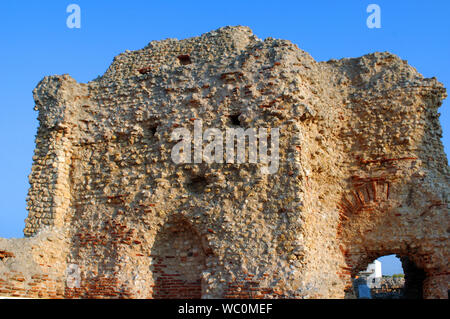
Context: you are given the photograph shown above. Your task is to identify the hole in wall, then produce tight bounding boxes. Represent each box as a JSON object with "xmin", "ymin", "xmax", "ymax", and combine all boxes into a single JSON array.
[
  {"xmin": 177, "ymin": 54, "xmax": 192, "ymax": 65},
  {"xmin": 149, "ymin": 123, "xmax": 158, "ymax": 136},
  {"xmin": 0, "ymin": 250, "xmax": 15, "ymax": 261},
  {"xmin": 142, "ymin": 120, "xmax": 159, "ymax": 138},
  {"xmin": 352, "ymin": 254, "xmax": 425, "ymax": 299},
  {"xmin": 229, "ymin": 113, "xmax": 242, "ymax": 126},
  {"xmin": 115, "ymin": 131, "xmax": 129, "ymax": 143},
  {"xmin": 186, "ymin": 174, "xmax": 208, "ymax": 194}
]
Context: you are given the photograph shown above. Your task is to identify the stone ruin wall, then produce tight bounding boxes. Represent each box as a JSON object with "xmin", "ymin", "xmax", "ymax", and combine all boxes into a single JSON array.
[{"xmin": 0, "ymin": 26, "xmax": 448, "ymax": 299}]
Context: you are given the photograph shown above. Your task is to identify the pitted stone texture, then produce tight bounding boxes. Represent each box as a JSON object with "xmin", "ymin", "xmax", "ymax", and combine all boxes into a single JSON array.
[{"xmin": 0, "ymin": 26, "xmax": 448, "ymax": 299}]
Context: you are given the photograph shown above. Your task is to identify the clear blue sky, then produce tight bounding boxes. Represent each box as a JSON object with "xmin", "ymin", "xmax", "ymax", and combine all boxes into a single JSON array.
[
  {"xmin": 378, "ymin": 255, "xmax": 403, "ymax": 275},
  {"xmin": 0, "ymin": 1, "xmax": 448, "ymax": 274}
]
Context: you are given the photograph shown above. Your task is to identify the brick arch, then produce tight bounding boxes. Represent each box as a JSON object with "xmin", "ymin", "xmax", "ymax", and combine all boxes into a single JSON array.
[
  {"xmin": 149, "ymin": 214, "xmax": 207, "ymax": 299},
  {"xmin": 337, "ymin": 176, "xmax": 448, "ymax": 299},
  {"xmin": 337, "ymin": 176, "xmax": 390, "ymax": 220}
]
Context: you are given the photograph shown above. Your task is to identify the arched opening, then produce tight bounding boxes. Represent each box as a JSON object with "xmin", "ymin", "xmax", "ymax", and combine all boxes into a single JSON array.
[
  {"xmin": 352, "ymin": 254, "xmax": 425, "ymax": 299},
  {"xmin": 150, "ymin": 215, "xmax": 206, "ymax": 299}
]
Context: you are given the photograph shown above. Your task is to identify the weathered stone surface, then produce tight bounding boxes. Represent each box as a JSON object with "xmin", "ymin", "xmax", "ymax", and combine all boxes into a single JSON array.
[{"xmin": 0, "ymin": 26, "xmax": 448, "ymax": 299}]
